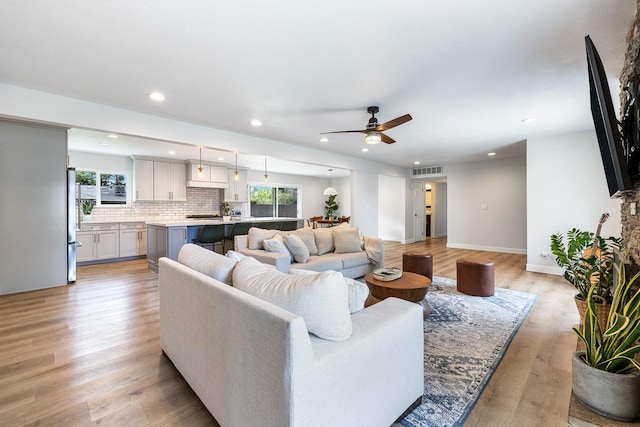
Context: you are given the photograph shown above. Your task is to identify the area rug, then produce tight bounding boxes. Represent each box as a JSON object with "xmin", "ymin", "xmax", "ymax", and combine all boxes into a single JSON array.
[{"xmin": 398, "ymin": 276, "xmax": 537, "ymax": 427}]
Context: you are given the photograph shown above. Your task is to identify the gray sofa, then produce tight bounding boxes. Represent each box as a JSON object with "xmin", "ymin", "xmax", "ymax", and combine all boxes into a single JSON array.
[
  {"xmin": 159, "ymin": 244, "xmax": 424, "ymax": 427},
  {"xmin": 233, "ymin": 225, "xmax": 385, "ymax": 278}
]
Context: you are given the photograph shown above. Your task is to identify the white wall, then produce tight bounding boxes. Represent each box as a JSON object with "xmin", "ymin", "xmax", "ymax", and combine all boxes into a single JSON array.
[
  {"xmin": 0, "ymin": 120, "xmax": 68, "ymax": 295},
  {"xmin": 378, "ymin": 175, "xmax": 406, "ymax": 241},
  {"xmin": 331, "ymin": 176, "xmax": 351, "ymax": 218},
  {"xmin": 351, "ymin": 170, "xmax": 378, "ymax": 236},
  {"xmin": 527, "ymin": 130, "xmax": 622, "ymax": 274},
  {"xmin": 447, "ymin": 156, "xmax": 527, "ymax": 253},
  {"xmin": 434, "ymin": 182, "xmax": 448, "ymax": 238}
]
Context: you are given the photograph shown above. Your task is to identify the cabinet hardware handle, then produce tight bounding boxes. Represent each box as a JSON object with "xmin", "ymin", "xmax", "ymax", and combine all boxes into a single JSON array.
[{"xmin": 184, "ymin": 229, "xmax": 187, "ymax": 240}]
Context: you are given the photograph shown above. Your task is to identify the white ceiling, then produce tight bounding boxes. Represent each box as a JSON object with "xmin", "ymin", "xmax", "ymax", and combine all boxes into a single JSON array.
[{"xmin": 0, "ymin": 0, "xmax": 635, "ymax": 174}]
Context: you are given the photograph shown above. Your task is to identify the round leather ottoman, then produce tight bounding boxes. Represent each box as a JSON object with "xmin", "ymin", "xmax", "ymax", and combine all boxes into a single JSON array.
[
  {"xmin": 402, "ymin": 252, "xmax": 433, "ymax": 280},
  {"xmin": 456, "ymin": 258, "xmax": 495, "ymax": 296}
]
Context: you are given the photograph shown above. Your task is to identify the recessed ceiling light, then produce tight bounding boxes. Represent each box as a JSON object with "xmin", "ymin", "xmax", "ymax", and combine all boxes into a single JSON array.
[
  {"xmin": 98, "ymin": 142, "xmax": 110, "ymax": 147},
  {"xmin": 218, "ymin": 157, "xmax": 224, "ymax": 161},
  {"xmin": 521, "ymin": 117, "xmax": 536, "ymax": 123},
  {"xmin": 147, "ymin": 92, "xmax": 165, "ymax": 101},
  {"xmin": 168, "ymin": 150, "xmax": 176, "ymax": 155},
  {"xmin": 250, "ymin": 119, "xmax": 262, "ymax": 127},
  {"xmin": 106, "ymin": 134, "xmax": 119, "ymax": 139},
  {"xmin": 361, "ymin": 148, "xmax": 369, "ymax": 152},
  {"xmin": 488, "ymin": 152, "xmax": 496, "ymax": 156},
  {"xmin": 320, "ymin": 137, "xmax": 328, "ymax": 143},
  {"xmin": 414, "ymin": 161, "xmax": 420, "ymax": 165}
]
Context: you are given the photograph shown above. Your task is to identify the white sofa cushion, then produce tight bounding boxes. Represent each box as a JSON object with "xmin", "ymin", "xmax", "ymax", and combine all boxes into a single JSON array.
[
  {"xmin": 284, "ymin": 234, "xmax": 311, "ymax": 263},
  {"xmin": 233, "ymin": 257, "xmax": 352, "ymax": 341},
  {"xmin": 248, "ymin": 227, "xmax": 280, "ymax": 250},
  {"xmin": 225, "ymin": 250, "xmax": 246, "ymax": 262},
  {"xmin": 289, "ymin": 268, "xmax": 369, "ymax": 313},
  {"xmin": 292, "ymin": 227, "xmax": 318, "ymax": 255},
  {"xmin": 264, "ymin": 234, "xmax": 293, "ymax": 260},
  {"xmin": 333, "ymin": 227, "xmax": 362, "ymax": 254},
  {"xmin": 313, "ymin": 228, "xmax": 335, "ymax": 255},
  {"xmin": 178, "ymin": 243, "xmax": 236, "ymax": 285}
]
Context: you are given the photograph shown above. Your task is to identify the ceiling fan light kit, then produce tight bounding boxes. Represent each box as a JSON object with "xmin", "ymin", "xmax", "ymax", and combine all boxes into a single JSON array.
[{"xmin": 321, "ymin": 106, "xmax": 412, "ymax": 145}]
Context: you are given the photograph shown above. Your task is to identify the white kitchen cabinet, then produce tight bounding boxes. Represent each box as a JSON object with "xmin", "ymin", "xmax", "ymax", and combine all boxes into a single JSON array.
[
  {"xmin": 224, "ymin": 168, "xmax": 247, "ymax": 202},
  {"xmin": 119, "ymin": 223, "xmax": 147, "ymax": 257},
  {"xmin": 77, "ymin": 223, "xmax": 120, "ymax": 262},
  {"xmin": 187, "ymin": 161, "xmax": 229, "ymax": 188},
  {"xmin": 154, "ymin": 161, "xmax": 186, "ymax": 201},
  {"xmin": 134, "ymin": 159, "xmax": 154, "ymax": 201}
]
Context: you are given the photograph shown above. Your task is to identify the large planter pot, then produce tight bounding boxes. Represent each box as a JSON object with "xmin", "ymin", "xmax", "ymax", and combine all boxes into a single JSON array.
[{"xmin": 572, "ymin": 352, "xmax": 640, "ymax": 421}]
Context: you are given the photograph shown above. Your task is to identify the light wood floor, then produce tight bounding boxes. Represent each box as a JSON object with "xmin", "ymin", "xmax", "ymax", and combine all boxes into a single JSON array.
[{"xmin": 0, "ymin": 238, "xmax": 627, "ymax": 426}]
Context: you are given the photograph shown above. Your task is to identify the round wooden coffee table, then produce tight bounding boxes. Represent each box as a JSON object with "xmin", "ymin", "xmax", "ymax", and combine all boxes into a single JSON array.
[{"xmin": 364, "ymin": 271, "xmax": 432, "ymax": 318}]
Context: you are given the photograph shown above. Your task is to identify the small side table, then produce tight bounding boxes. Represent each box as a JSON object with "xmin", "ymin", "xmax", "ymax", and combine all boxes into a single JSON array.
[{"xmin": 364, "ymin": 272, "xmax": 432, "ymax": 318}]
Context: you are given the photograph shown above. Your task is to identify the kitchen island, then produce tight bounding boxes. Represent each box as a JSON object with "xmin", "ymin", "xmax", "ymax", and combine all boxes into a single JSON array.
[{"xmin": 145, "ymin": 217, "xmax": 303, "ymax": 272}]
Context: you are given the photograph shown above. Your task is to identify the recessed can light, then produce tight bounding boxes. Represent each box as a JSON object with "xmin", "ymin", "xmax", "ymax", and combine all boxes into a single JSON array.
[
  {"xmin": 320, "ymin": 137, "xmax": 328, "ymax": 143},
  {"xmin": 521, "ymin": 117, "xmax": 536, "ymax": 123},
  {"xmin": 250, "ymin": 119, "xmax": 262, "ymax": 127},
  {"xmin": 106, "ymin": 134, "xmax": 119, "ymax": 139},
  {"xmin": 218, "ymin": 157, "xmax": 224, "ymax": 161},
  {"xmin": 168, "ymin": 150, "xmax": 176, "ymax": 155},
  {"xmin": 361, "ymin": 148, "xmax": 369, "ymax": 152},
  {"xmin": 148, "ymin": 92, "xmax": 165, "ymax": 101},
  {"xmin": 488, "ymin": 152, "xmax": 496, "ymax": 156},
  {"xmin": 98, "ymin": 142, "xmax": 110, "ymax": 147},
  {"xmin": 414, "ymin": 161, "xmax": 420, "ymax": 165}
]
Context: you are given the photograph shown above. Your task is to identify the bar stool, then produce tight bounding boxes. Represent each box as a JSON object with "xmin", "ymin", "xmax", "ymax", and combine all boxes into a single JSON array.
[{"xmin": 193, "ymin": 225, "xmax": 226, "ymax": 254}]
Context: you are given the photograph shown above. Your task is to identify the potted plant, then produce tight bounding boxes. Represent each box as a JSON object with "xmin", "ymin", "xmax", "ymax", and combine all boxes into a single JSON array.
[
  {"xmin": 81, "ymin": 200, "xmax": 94, "ymax": 221},
  {"xmin": 550, "ymin": 227, "xmax": 621, "ymax": 328},
  {"xmin": 571, "ymin": 261, "xmax": 640, "ymax": 421},
  {"xmin": 325, "ymin": 194, "xmax": 339, "ymax": 220},
  {"xmin": 221, "ymin": 201, "xmax": 232, "ymax": 221}
]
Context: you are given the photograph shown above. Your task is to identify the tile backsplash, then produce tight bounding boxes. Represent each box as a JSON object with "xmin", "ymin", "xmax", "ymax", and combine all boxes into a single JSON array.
[{"xmin": 87, "ymin": 188, "xmax": 224, "ymax": 222}]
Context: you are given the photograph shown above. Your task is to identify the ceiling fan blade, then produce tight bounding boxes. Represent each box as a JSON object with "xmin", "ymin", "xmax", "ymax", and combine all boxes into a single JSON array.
[
  {"xmin": 376, "ymin": 114, "xmax": 412, "ymax": 131},
  {"xmin": 320, "ymin": 129, "xmax": 368, "ymax": 135},
  {"xmin": 381, "ymin": 133, "xmax": 396, "ymax": 144}
]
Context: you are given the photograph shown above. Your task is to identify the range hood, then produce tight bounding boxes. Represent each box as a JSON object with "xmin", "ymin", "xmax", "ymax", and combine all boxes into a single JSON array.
[{"xmin": 186, "ymin": 180, "xmax": 229, "ymax": 189}]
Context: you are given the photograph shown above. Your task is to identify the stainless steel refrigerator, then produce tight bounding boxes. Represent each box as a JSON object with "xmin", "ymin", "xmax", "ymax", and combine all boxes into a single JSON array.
[{"xmin": 67, "ymin": 167, "xmax": 79, "ymax": 283}]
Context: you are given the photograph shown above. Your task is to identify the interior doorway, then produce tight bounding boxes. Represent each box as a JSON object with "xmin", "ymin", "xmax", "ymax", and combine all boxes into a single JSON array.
[
  {"xmin": 412, "ymin": 178, "xmax": 448, "ymax": 242},
  {"xmin": 412, "ymin": 181, "xmax": 425, "ymax": 242}
]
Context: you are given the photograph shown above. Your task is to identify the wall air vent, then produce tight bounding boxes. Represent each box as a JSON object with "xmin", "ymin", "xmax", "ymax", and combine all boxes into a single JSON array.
[{"xmin": 412, "ymin": 165, "xmax": 443, "ymax": 176}]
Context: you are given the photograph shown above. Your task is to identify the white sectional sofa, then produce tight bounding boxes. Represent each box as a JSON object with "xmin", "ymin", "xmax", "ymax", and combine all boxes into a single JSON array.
[
  {"xmin": 234, "ymin": 224, "xmax": 384, "ymax": 278},
  {"xmin": 159, "ymin": 244, "xmax": 423, "ymax": 427}
]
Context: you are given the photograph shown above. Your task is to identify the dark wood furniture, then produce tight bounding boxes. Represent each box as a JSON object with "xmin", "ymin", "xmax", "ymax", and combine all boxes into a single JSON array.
[{"xmin": 364, "ymin": 271, "xmax": 431, "ymax": 318}]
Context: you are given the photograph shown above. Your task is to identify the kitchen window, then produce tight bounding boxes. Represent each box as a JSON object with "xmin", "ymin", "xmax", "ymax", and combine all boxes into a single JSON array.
[
  {"xmin": 76, "ymin": 170, "xmax": 128, "ymax": 206},
  {"xmin": 249, "ymin": 185, "xmax": 299, "ymax": 218}
]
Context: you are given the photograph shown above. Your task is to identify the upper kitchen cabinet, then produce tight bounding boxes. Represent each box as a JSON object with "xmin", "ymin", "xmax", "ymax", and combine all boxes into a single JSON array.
[
  {"xmin": 133, "ymin": 159, "xmax": 154, "ymax": 201},
  {"xmin": 187, "ymin": 161, "xmax": 228, "ymax": 188},
  {"xmin": 154, "ymin": 161, "xmax": 186, "ymax": 201},
  {"xmin": 133, "ymin": 157, "xmax": 186, "ymax": 201},
  {"xmin": 224, "ymin": 168, "xmax": 247, "ymax": 202}
]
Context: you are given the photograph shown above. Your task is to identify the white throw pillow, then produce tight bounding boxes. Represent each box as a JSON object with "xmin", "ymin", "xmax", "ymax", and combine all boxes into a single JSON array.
[
  {"xmin": 293, "ymin": 227, "xmax": 318, "ymax": 255},
  {"xmin": 333, "ymin": 227, "xmax": 362, "ymax": 254},
  {"xmin": 263, "ymin": 234, "xmax": 293, "ymax": 260},
  {"xmin": 233, "ymin": 257, "xmax": 352, "ymax": 341},
  {"xmin": 313, "ymin": 228, "xmax": 335, "ymax": 255},
  {"xmin": 284, "ymin": 234, "xmax": 311, "ymax": 263},
  {"xmin": 289, "ymin": 269, "xmax": 370, "ymax": 313},
  {"xmin": 178, "ymin": 243, "xmax": 237, "ymax": 285},
  {"xmin": 225, "ymin": 250, "xmax": 246, "ymax": 262},
  {"xmin": 248, "ymin": 227, "xmax": 280, "ymax": 250}
]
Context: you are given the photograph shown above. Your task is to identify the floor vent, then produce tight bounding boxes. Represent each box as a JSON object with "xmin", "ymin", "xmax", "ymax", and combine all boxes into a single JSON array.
[{"xmin": 412, "ymin": 165, "xmax": 443, "ymax": 176}]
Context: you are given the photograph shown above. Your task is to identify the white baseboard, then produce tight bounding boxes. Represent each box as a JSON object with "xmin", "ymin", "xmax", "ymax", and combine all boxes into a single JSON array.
[
  {"xmin": 446, "ymin": 242, "xmax": 527, "ymax": 255},
  {"xmin": 526, "ymin": 264, "xmax": 563, "ymax": 275}
]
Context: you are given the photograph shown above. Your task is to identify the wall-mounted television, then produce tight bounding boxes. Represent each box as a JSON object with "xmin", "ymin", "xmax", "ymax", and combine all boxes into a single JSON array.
[{"xmin": 585, "ymin": 35, "xmax": 635, "ymax": 198}]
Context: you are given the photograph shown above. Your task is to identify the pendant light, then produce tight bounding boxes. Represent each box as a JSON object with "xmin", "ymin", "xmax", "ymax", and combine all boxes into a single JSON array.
[
  {"xmin": 264, "ymin": 157, "xmax": 269, "ymax": 182},
  {"xmin": 198, "ymin": 147, "xmax": 204, "ymax": 176},
  {"xmin": 234, "ymin": 153, "xmax": 239, "ymax": 181},
  {"xmin": 234, "ymin": 153, "xmax": 239, "ymax": 200}
]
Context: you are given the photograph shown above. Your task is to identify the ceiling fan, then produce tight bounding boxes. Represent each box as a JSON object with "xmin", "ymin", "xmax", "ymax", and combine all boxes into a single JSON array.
[{"xmin": 321, "ymin": 106, "xmax": 412, "ymax": 144}]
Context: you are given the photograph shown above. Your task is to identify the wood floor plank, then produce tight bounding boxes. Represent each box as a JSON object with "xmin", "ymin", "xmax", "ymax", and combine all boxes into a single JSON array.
[{"xmin": 0, "ymin": 239, "xmax": 635, "ymax": 426}]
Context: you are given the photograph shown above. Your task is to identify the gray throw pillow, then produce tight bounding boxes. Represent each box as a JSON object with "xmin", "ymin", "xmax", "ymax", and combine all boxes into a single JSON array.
[{"xmin": 284, "ymin": 234, "xmax": 311, "ymax": 263}]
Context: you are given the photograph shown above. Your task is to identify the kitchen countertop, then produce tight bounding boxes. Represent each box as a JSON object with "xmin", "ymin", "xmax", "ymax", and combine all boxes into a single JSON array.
[{"xmin": 145, "ymin": 217, "xmax": 303, "ymax": 227}]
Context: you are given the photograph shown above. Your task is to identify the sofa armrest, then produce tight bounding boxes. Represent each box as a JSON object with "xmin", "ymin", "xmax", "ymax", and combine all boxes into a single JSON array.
[
  {"xmin": 293, "ymin": 298, "xmax": 423, "ymax": 425},
  {"xmin": 234, "ymin": 234, "xmax": 248, "ymax": 250},
  {"xmin": 363, "ymin": 235, "xmax": 385, "ymax": 268},
  {"xmin": 237, "ymin": 248, "xmax": 292, "ymax": 272}
]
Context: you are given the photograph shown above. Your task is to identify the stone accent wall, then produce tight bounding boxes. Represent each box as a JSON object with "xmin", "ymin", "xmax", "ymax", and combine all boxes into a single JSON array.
[{"xmin": 620, "ymin": 1, "xmax": 640, "ymax": 262}]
